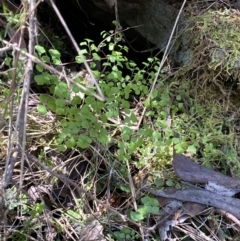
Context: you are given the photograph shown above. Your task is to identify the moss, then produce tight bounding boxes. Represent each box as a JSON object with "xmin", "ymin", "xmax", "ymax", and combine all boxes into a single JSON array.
[{"xmin": 175, "ymin": 8, "xmax": 240, "ymax": 84}]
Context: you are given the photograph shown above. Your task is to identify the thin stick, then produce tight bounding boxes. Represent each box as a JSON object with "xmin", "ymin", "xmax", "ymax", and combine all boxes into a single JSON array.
[
  {"xmin": 48, "ymin": 0, "xmax": 105, "ymax": 102},
  {"xmin": 17, "ymin": 0, "xmax": 37, "ymax": 198},
  {"xmin": 216, "ymin": 209, "xmax": 240, "ymax": 230}
]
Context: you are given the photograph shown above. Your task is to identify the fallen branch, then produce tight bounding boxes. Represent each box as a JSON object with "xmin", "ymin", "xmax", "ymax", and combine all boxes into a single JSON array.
[{"xmin": 144, "ymin": 188, "xmax": 240, "ymax": 219}]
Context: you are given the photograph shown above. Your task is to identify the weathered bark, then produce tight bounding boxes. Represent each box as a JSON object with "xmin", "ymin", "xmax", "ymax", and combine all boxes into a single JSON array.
[{"xmin": 145, "ymin": 188, "xmax": 240, "ymax": 220}]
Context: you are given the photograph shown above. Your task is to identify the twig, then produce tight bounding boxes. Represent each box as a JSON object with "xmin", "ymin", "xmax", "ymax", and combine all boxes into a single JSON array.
[
  {"xmin": 17, "ymin": 0, "xmax": 37, "ymax": 197},
  {"xmin": 216, "ymin": 209, "xmax": 240, "ymax": 230}
]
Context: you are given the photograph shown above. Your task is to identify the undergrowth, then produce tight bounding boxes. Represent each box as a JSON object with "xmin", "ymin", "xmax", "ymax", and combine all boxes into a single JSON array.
[{"xmin": 1, "ymin": 1, "xmax": 240, "ymax": 241}]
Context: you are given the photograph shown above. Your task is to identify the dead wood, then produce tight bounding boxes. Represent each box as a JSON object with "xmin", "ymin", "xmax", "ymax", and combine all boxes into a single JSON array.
[
  {"xmin": 173, "ymin": 154, "xmax": 240, "ymax": 190},
  {"xmin": 145, "ymin": 188, "xmax": 240, "ymax": 219}
]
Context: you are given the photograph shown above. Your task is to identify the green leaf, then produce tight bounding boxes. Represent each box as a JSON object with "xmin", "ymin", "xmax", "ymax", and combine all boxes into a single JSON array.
[
  {"xmin": 144, "ymin": 99, "xmax": 150, "ymax": 107},
  {"xmin": 79, "ymin": 41, "xmax": 87, "ymax": 46},
  {"xmin": 34, "ymin": 74, "xmax": 47, "ymax": 85},
  {"xmin": 49, "ymin": 49, "xmax": 61, "ymax": 58},
  {"xmin": 54, "ymin": 82, "xmax": 69, "ymax": 98},
  {"xmin": 60, "ymin": 119, "xmax": 68, "ymax": 127},
  {"xmin": 77, "ymin": 138, "xmax": 91, "ymax": 149},
  {"xmin": 59, "ymin": 132, "xmax": 68, "ymax": 140},
  {"xmin": 67, "ymin": 210, "xmax": 82, "ymax": 220},
  {"xmin": 141, "ymin": 196, "xmax": 159, "ymax": 207},
  {"xmin": 172, "ymin": 137, "xmax": 180, "ymax": 144},
  {"xmin": 34, "ymin": 75, "xmax": 44, "ymax": 85},
  {"xmin": 101, "ymin": 114, "xmax": 107, "ymax": 123},
  {"xmin": 114, "ymin": 232, "xmax": 125, "ymax": 239},
  {"xmin": 37, "ymin": 105, "xmax": 47, "ymax": 115},
  {"xmin": 5, "ymin": 57, "xmax": 12, "ymax": 67},
  {"xmin": 176, "ymin": 95, "xmax": 182, "ymax": 101},
  {"xmin": 35, "ymin": 202, "xmax": 45, "ymax": 214},
  {"xmin": 39, "ymin": 94, "xmax": 50, "ymax": 103},
  {"xmin": 92, "ymin": 70, "xmax": 100, "ymax": 78},
  {"xmin": 67, "ymin": 121, "xmax": 75, "ymax": 129},
  {"xmin": 151, "ymin": 89, "xmax": 158, "ymax": 99},
  {"xmin": 85, "ymin": 96, "xmax": 95, "ymax": 105},
  {"xmin": 130, "ymin": 211, "xmax": 144, "ymax": 222},
  {"xmin": 90, "ymin": 129, "xmax": 98, "ymax": 138},
  {"xmin": 57, "ymin": 145, "xmax": 67, "ymax": 152},
  {"xmin": 109, "ymin": 42, "xmax": 114, "ymax": 51},
  {"xmin": 72, "ymin": 85, "xmax": 81, "ymax": 93},
  {"xmin": 97, "ymin": 128, "xmax": 108, "ymax": 144},
  {"xmin": 41, "ymin": 55, "xmax": 50, "ymax": 63},
  {"xmin": 137, "ymin": 206, "xmax": 148, "ymax": 216},
  {"xmin": 159, "ymin": 119, "xmax": 167, "ymax": 128},
  {"xmin": 70, "ymin": 125, "xmax": 80, "ymax": 133},
  {"xmin": 90, "ymin": 44, "xmax": 98, "ymax": 52},
  {"xmin": 166, "ymin": 179, "xmax": 174, "ymax": 187},
  {"xmin": 178, "ymin": 103, "xmax": 184, "ymax": 109},
  {"xmin": 80, "ymin": 119, "xmax": 90, "ymax": 128},
  {"xmin": 49, "ymin": 74, "xmax": 58, "ymax": 85},
  {"xmin": 153, "ymin": 131, "xmax": 161, "ymax": 139},
  {"xmin": 92, "ymin": 52, "xmax": 101, "ymax": 61},
  {"xmin": 147, "ymin": 206, "xmax": 159, "ymax": 214},
  {"xmin": 35, "ymin": 45, "xmax": 46, "ymax": 54},
  {"xmin": 56, "ymin": 108, "xmax": 65, "ymax": 115},
  {"xmin": 84, "ymin": 38, "xmax": 93, "ymax": 44},
  {"xmin": 36, "ymin": 64, "xmax": 44, "ymax": 72},
  {"xmin": 66, "ymin": 137, "xmax": 76, "ymax": 148},
  {"xmin": 75, "ymin": 55, "xmax": 85, "ymax": 64},
  {"xmin": 43, "ymin": 71, "xmax": 50, "ymax": 81},
  {"xmin": 55, "ymin": 99, "xmax": 66, "ymax": 107},
  {"xmin": 174, "ymin": 144, "xmax": 184, "ymax": 154},
  {"xmin": 52, "ymin": 58, "xmax": 61, "ymax": 65},
  {"xmin": 106, "ymin": 36, "xmax": 111, "ymax": 42},
  {"xmin": 118, "ymin": 183, "xmax": 130, "ymax": 193},
  {"xmin": 71, "ymin": 96, "xmax": 82, "ymax": 105},
  {"xmin": 155, "ymin": 179, "xmax": 164, "ymax": 187},
  {"xmin": 187, "ymin": 144, "xmax": 197, "ymax": 154},
  {"xmin": 47, "ymin": 100, "xmax": 56, "ymax": 111}
]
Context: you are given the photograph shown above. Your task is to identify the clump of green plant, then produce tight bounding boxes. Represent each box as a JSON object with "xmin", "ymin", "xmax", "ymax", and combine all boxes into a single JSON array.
[
  {"xmin": 34, "ymin": 22, "xmax": 240, "ymax": 177},
  {"xmin": 34, "ymin": 27, "xmax": 230, "ymax": 174},
  {"xmin": 112, "ymin": 227, "xmax": 140, "ymax": 241},
  {"xmin": 129, "ymin": 196, "xmax": 159, "ymax": 222},
  {"xmin": 34, "ymin": 30, "xmax": 161, "ymax": 158},
  {"xmin": 5, "ymin": 187, "xmax": 45, "ymax": 240}
]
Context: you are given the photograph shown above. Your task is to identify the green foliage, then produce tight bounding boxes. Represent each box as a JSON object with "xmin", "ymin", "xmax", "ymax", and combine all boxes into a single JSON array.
[
  {"xmin": 34, "ymin": 28, "xmax": 240, "ymax": 176},
  {"xmin": 5, "ymin": 187, "xmax": 29, "ymax": 212},
  {"xmin": 113, "ymin": 227, "xmax": 140, "ymax": 241},
  {"xmin": 34, "ymin": 32, "xmax": 161, "ymax": 156},
  {"xmin": 130, "ymin": 196, "xmax": 159, "ymax": 222},
  {"xmin": 33, "ymin": 25, "xmax": 240, "ymax": 217},
  {"xmin": 3, "ymin": 2, "xmax": 240, "ymax": 240},
  {"xmin": 5, "ymin": 187, "xmax": 46, "ymax": 240}
]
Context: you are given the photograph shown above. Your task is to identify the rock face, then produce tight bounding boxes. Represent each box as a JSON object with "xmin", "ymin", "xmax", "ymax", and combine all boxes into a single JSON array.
[
  {"xmin": 92, "ymin": 0, "xmax": 178, "ymax": 48},
  {"xmin": 57, "ymin": 0, "xmax": 179, "ymax": 49}
]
